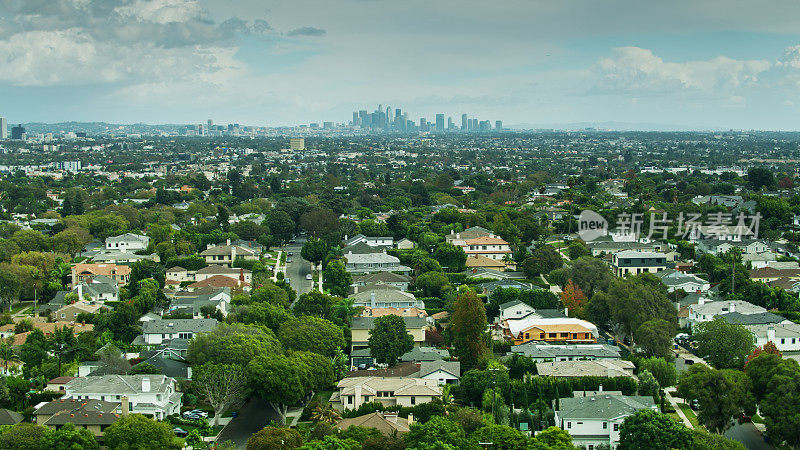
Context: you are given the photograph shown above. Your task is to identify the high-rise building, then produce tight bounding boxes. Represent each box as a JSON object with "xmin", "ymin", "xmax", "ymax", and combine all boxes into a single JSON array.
[
  {"xmin": 495, "ymin": 120, "xmax": 503, "ymax": 131},
  {"xmin": 353, "ymin": 112, "xmax": 359, "ymax": 126},
  {"xmin": 0, "ymin": 117, "xmax": 6, "ymax": 139},
  {"xmin": 323, "ymin": 121, "xmax": 333, "ymax": 129},
  {"xmin": 435, "ymin": 114, "xmax": 445, "ymax": 132},
  {"xmin": 461, "ymin": 114, "xmax": 468, "ymax": 130},
  {"xmin": 420, "ymin": 118, "xmax": 427, "ymax": 132},
  {"xmin": 290, "ymin": 138, "xmax": 305, "ymax": 151},
  {"xmin": 207, "ymin": 119, "xmax": 213, "ymax": 130},
  {"xmin": 448, "ymin": 117, "xmax": 455, "ymax": 130},
  {"xmin": 197, "ymin": 124, "xmax": 205, "ymax": 136},
  {"xmin": 11, "ymin": 124, "xmax": 25, "ymax": 140}
]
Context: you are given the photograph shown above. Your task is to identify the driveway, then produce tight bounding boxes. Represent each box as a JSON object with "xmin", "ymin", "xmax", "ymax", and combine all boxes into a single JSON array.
[
  {"xmin": 724, "ymin": 422, "xmax": 774, "ymax": 450},
  {"xmin": 215, "ymin": 398, "xmax": 280, "ymax": 449}
]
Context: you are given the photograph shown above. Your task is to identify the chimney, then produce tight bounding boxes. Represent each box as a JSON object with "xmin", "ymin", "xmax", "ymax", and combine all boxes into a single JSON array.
[
  {"xmin": 599, "ymin": 385, "xmax": 603, "ymax": 392},
  {"xmin": 370, "ymin": 292, "xmax": 376, "ymax": 308},
  {"xmin": 231, "ymin": 245, "xmax": 236, "ymax": 261},
  {"xmin": 698, "ymin": 298, "xmax": 705, "ymax": 306},
  {"xmin": 456, "ymin": 233, "xmax": 460, "ymax": 239},
  {"xmin": 226, "ymin": 239, "xmax": 231, "ymax": 246},
  {"xmin": 239, "ymin": 268, "xmax": 245, "ymax": 285},
  {"xmin": 141, "ymin": 377, "xmax": 150, "ymax": 393},
  {"xmin": 767, "ymin": 326, "xmax": 776, "ymax": 342},
  {"xmin": 729, "ymin": 302, "xmax": 736, "ymax": 313},
  {"xmin": 408, "ymin": 413, "xmax": 414, "ymax": 425},
  {"xmin": 121, "ymin": 396, "xmax": 129, "ymax": 416},
  {"xmin": 354, "ymin": 385, "xmax": 362, "ymax": 408},
  {"xmin": 353, "ymin": 285, "xmax": 359, "ymax": 294},
  {"xmin": 77, "ymin": 284, "xmax": 83, "ymax": 300},
  {"xmin": 564, "ymin": 307, "xmax": 569, "ymax": 317}
]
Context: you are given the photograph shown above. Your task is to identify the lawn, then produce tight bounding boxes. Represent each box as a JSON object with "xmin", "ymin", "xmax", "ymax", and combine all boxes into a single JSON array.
[
  {"xmin": 752, "ymin": 413, "xmax": 764, "ymax": 424},
  {"xmin": 11, "ymin": 302, "xmax": 32, "ymax": 314},
  {"xmin": 677, "ymin": 403, "xmax": 701, "ymax": 429}
]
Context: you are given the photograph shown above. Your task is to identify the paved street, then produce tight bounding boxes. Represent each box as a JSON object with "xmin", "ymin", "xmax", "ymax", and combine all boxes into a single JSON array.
[
  {"xmin": 724, "ymin": 422, "xmax": 774, "ymax": 450},
  {"xmin": 215, "ymin": 398, "xmax": 280, "ymax": 449},
  {"xmin": 281, "ymin": 240, "xmax": 313, "ymax": 303}
]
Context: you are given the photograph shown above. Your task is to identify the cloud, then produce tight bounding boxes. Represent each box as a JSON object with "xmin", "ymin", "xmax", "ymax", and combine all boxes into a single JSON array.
[
  {"xmin": 592, "ymin": 47, "xmax": 770, "ymax": 95},
  {"xmin": 286, "ymin": 26, "xmax": 326, "ymax": 37}
]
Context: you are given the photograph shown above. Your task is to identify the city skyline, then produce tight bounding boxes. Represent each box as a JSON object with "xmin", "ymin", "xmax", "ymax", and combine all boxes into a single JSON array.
[{"xmin": 3, "ymin": 1, "xmax": 800, "ymax": 130}]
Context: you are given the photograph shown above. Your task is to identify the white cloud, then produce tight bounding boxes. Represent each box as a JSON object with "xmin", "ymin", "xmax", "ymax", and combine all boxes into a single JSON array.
[{"xmin": 593, "ymin": 47, "xmax": 770, "ymax": 94}]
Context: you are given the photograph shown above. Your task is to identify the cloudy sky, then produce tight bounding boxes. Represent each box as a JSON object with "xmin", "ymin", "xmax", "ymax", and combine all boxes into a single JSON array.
[{"xmin": 3, "ymin": 0, "xmax": 800, "ymax": 129}]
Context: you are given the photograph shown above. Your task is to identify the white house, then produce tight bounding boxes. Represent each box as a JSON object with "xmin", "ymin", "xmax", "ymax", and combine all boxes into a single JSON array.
[
  {"xmin": 344, "ymin": 234, "xmax": 394, "ymax": 248},
  {"xmin": 105, "ymin": 233, "xmax": 150, "ymax": 253},
  {"xmin": 749, "ymin": 323, "xmax": 800, "ymax": 352},
  {"xmin": 656, "ymin": 269, "xmax": 710, "ymax": 293},
  {"xmin": 686, "ymin": 300, "xmax": 766, "ymax": 328},
  {"xmin": 610, "ymin": 251, "xmax": 667, "ymax": 277},
  {"xmin": 556, "ymin": 394, "xmax": 657, "ymax": 450},
  {"xmin": 140, "ymin": 319, "xmax": 218, "ymax": 345},
  {"xmin": 165, "ymin": 266, "xmax": 194, "ymax": 286},
  {"xmin": 63, "ymin": 375, "xmax": 181, "ymax": 420},
  {"xmin": 343, "ymin": 252, "xmax": 411, "ymax": 274},
  {"xmin": 499, "ymin": 300, "xmax": 535, "ymax": 321},
  {"xmin": 417, "ymin": 361, "xmax": 460, "ymax": 385}
]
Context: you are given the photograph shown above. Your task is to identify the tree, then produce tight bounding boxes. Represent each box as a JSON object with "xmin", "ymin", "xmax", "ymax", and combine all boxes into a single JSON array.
[
  {"xmin": 368, "ymin": 315, "xmax": 414, "ymax": 366},
  {"xmin": 231, "ymin": 221, "xmax": 268, "ymax": 241},
  {"xmin": 246, "ymin": 426, "xmax": 303, "ymax": 449},
  {"xmin": 194, "ymin": 363, "xmax": 249, "ymax": 427},
  {"xmin": 310, "ymin": 405, "xmax": 342, "ymax": 424},
  {"xmin": 103, "ymin": 414, "xmax": 182, "ymax": 449},
  {"xmin": 758, "ymin": 358, "xmax": 800, "ymax": 447},
  {"xmin": 529, "ymin": 426, "xmax": 574, "ymax": 450},
  {"xmin": 40, "ymin": 423, "xmax": 99, "ymax": 450},
  {"xmin": 187, "ymin": 323, "xmax": 282, "ymax": 367},
  {"xmin": 405, "ymin": 416, "xmax": 469, "ymax": 449},
  {"xmin": 523, "ymin": 246, "xmax": 563, "ymax": 278},
  {"xmin": 267, "ymin": 210, "xmax": 295, "ymax": 245},
  {"xmin": 278, "ymin": 316, "xmax": 345, "ymax": 359},
  {"xmin": 677, "ymin": 364, "xmax": 756, "ymax": 433},
  {"xmin": 568, "ymin": 256, "xmax": 612, "ymax": 296},
  {"xmin": 0, "ymin": 342, "xmax": 19, "ymax": 373},
  {"xmin": 617, "ymin": 409, "xmax": 693, "ymax": 450},
  {"xmin": 748, "ymin": 167, "xmax": 775, "ymax": 191},
  {"xmin": 293, "ymin": 291, "xmax": 336, "ymax": 319},
  {"xmin": 451, "ymin": 288, "xmax": 488, "ymax": 370},
  {"xmin": 744, "ymin": 341, "xmax": 781, "ymax": 369},
  {"xmin": 247, "ymin": 354, "xmax": 307, "ymax": 424},
  {"xmin": 637, "ymin": 369, "xmax": 659, "ymax": 398},
  {"xmin": 52, "ymin": 229, "xmax": 85, "ymax": 256},
  {"xmin": 249, "ymin": 282, "xmax": 292, "ymax": 309},
  {"xmin": 322, "ymin": 259, "xmax": 351, "ymax": 297},
  {"xmin": 471, "ymin": 424, "xmax": 527, "ymax": 449},
  {"xmin": 693, "ymin": 317, "xmax": 755, "ymax": 369},
  {"xmin": 634, "ymin": 319, "xmax": 674, "ymax": 358},
  {"xmin": 559, "ymin": 279, "xmax": 587, "ymax": 318},
  {"xmin": 415, "ymin": 271, "xmax": 453, "ymax": 299},
  {"xmin": 433, "ymin": 243, "xmax": 467, "ymax": 272},
  {"xmin": 567, "ymin": 241, "xmax": 590, "ymax": 260},
  {"xmin": 0, "ymin": 423, "xmax": 51, "ymax": 449},
  {"xmin": 637, "ymin": 357, "xmax": 677, "ymax": 388},
  {"xmin": 589, "ymin": 274, "xmax": 675, "ymax": 341},
  {"xmin": 301, "ymin": 238, "xmax": 330, "ymax": 265},
  {"xmin": 299, "ymin": 209, "xmax": 339, "ymax": 240}
]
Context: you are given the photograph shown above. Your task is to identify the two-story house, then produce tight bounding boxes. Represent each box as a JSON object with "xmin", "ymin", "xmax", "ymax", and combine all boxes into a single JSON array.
[
  {"xmin": 330, "ymin": 377, "xmax": 441, "ymax": 412},
  {"xmin": 509, "ymin": 342, "xmax": 622, "ymax": 362},
  {"xmin": 194, "ymin": 265, "xmax": 252, "ymax": 285},
  {"xmin": 71, "ymin": 275, "xmax": 119, "ymax": 303},
  {"xmin": 343, "ymin": 252, "xmax": 411, "ymax": 275},
  {"xmin": 556, "ymin": 394, "xmax": 658, "ymax": 450},
  {"xmin": 63, "ymin": 375, "xmax": 181, "ymax": 420},
  {"xmin": 105, "ymin": 233, "xmax": 150, "ymax": 253},
  {"xmin": 686, "ymin": 299, "xmax": 767, "ymax": 328},
  {"xmin": 504, "ymin": 317, "xmax": 598, "ymax": 345},
  {"xmin": 655, "ymin": 269, "xmax": 710, "ymax": 293},
  {"xmin": 199, "ymin": 241, "xmax": 258, "ymax": 267},
  {"xmin": 165, "ymin": 266, "xmax": 194, "ymax": 286},
  {"xmin": 350, "ymin": 316, "xmax": 427, "ymax": 353},
  {"xmin": 351, "ymin": 272, "xmax": 412, "ymax": 293},
  {"xmin": 610, "ymin": 251, "xmax": 667, "ymax": 277},
  {"xmin": 168, "ymin": 288, "xmax": 231, "ymax": 318},
  {"xmin": 34, "ymin": 398, "xmax": 121, "ymax": 437},
  {"xmin": 350, "ymin": 287, "xmax": 423, "ymax": 310},
  {"xmin": 140, "ymin": 319, "xmax": 218, "ymax": 345},
  {"xmin": 460, "ymin": 236, "xmax": 512, "ymax": 261},
  {"xmin": 71, "ymin": 263, "xmax": 131, "ymax": 286},
  {"xmin": 344, "ymin": 234, "xmax": 394, "ymax": 248}
]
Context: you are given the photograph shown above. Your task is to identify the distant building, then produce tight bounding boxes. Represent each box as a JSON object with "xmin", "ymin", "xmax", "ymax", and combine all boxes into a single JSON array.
[
  {"xmin": 0, "ymin": 117, "xmax": 6, "ymax": 139},
  {"xmin": 556, "ymin": 394, "xmax": 657, "ymax": 449},
  {"xmin": 435, "ymin": 114, "xmax": 445, "ymax": 131},
  {"xmin": 10, "ymin": 124, "xmax": 24, "ymax": 140},
  {"xmin": 290, "ymin": 138, "xmax": 305, "ymax": 151}
]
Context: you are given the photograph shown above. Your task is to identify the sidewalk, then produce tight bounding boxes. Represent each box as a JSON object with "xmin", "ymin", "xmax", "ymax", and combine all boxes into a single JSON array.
[
  {"xmin": 271, "ymin": 250, "xmax": 283, "ymax": 281},
  {"xmin": 665, "ymin": 387, "xmax": 693, "ymax": 429},
  {"xmin": 285, "ymin": 406, "xmax": 304, "ymax": 427}
]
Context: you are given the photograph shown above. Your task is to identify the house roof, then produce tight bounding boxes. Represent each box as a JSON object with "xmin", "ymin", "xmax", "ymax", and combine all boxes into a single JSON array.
[
  {"xmin": 342, "ymin": 241, "xmax": 385, "ymax": 255},
  {"xmin": 464, "ymin": 236, "xmax": 510, "ymax": 246},
  {"xmin": 196, "ymin": 265, "xmax": 251, "ymax": 275},
  {"xmin": 0, "ymin": 409, "xmax": 23, "ymax": 425},
  {"xmin": 479, "ymin": 280, "xmax": 539, "ymax": 294},
  {"xmin": 446, "ymin": 226, "xmax": 492, "ymax": 240},
  {"xmin": 350, "ymin": 316, "xmax": 427, "ymax": 330},
  {"xmin": 343, "ymin": 252, "xmax": 400, "ymax": 264},
  {"xmin": 142, "ymin": 318, "xmax": 218, "ymax": 335},
  {"xmin": 72, "ymin": 263, "xmax": 131, "ymax": 277},
  {"xmin": 558, "ymin": 395, "xmax": 656, "ymax": 420},
  {"xmin": 57, "ymin": 301, "xmax": 105, "ymax": 315},
  {"xmin": 750, "ymin": 267, "xmax": 800, "ymax": 279},
  {"xmin": 133, "ymin": 356, "xmax": 191, "ymax": 379},
  {"xmin": 510, "ymin": 343, "xmax": 621, "ymax": 359},
  {"xmin": 47, "ymin": 376, "xmax": 76, "ymax": 385},
  {"xmin": 400, "ymin": 347, "xmax": 450, "ymax": 362},
  {"xmin": 336, "ymin": 412, "xmax": 410, "ymax": 435},
  {"xmin": 65, "ymin": 375, "xmax": 174, "ymax": 395},
  {"xmin": 507, "ymin": 317, "xmax": 597, "ymax": 338},
  {"xmin": 200, "ymin": 244, "xmax": 256, "ymax": 257},
  {"xmin": 418, "ymin": 360, "xmax": 460, "ymax": 378},
  {"xmin": 352, "ymin": 272, "xmax": 412, "ymax": 284},
  {"xmin": 106, "ymin": 233, "xmax": 148, "ymax": 244},
  {"xmin": 350, "ymin": 288, "xmax": 418, "ymax": 305},
  {"xmin": 347, "ymin": 362, "xmax": 420, "ymax": 378},
  {"xmin": 34, "ymin": 398, "xmax": 118, "ymax": 416},
  {"xmin": 465, "ymin": 254, "xmax": 506, "ymax": 268},
  {"xmin": 537, "ymin": 360, "xmax": 635, "ymax": 378},
  {"xmin": 188, "ymin": 275, "xmax": 248, "ymax": 289},
  {"xmin": 613, "ymin": 250, "xmax": 666, "ymax": 259},
  {"xmin": 718, "ymin": 312, "xmax": 787, "ymax": 326},
  {"xmin": 689, "ymin": 300, "xmax": 766, "ymax": 316}
]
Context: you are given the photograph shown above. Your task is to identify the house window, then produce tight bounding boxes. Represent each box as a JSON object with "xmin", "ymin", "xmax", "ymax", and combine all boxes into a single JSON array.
[
  {"xmin": 410, "ymin": 396, "xmax": 416, "ymax": 405},
  {"xmin": 781, "ymin": 338, "xmax": 786, "ymax": 344},
  {"xmin": 603, "ymin": 422, "xmax": 607, "ymax": 429},
  {"xmin": 613, "ymin": 424, "xmax": 619, "ymax": 431},
  {"xmin": 566, "ymin": 422, "xmax": 571, "ymax": 429}
]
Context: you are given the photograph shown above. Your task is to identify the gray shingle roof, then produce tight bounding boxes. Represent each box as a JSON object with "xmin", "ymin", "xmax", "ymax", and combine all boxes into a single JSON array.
[
  {"xmin": 65, "ymin": 375, "xmax": 173, "ymax": 395},
  {"xmin": 559, "ymin": 395, "xmax": 656, "ymax": 420},
  {"xmin": 350, "ymin": 316, "xmax": 427, "ymax": 330},
  {"xmin": 142, "ymin": 319, "xmax": 218, "ymax": 334}
]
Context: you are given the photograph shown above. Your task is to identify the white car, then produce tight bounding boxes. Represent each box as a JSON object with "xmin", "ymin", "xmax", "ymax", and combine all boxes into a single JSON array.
[{"xmin": 306, "ymin": 274, "xmax": 313, "ymax": 280}]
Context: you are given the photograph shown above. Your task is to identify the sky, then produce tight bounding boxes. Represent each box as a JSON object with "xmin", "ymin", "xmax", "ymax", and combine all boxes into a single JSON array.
[{"xmin": 3, "ymin": 0, "xmax": 800, "ymax": 129}]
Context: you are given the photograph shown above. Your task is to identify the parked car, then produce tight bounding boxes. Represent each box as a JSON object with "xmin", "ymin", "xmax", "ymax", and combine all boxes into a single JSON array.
[
  {"xmin": 172, "ymin": 428, "xmax": 188, "ymax": 437},
  {"xmin": 689, "ymin": 399, "xmax": 700, "ymax": 410},
  {"xmin": 189, "ymin": 409, "xmax": 208, "ymax": 418},
  {"xmin": 287, "ymin": 252, "xmax": 294, "ymax": 256},
  {"xmin": 306, "ymin": 273, "xmax": 313, "ymax": 280},
  {"xmin": 183, "ymin": 413, "xmax": 202, "ymax": 420},
  {"xmin": 287, "ymin": 258, "xmax": 293, "ymax": 263}
]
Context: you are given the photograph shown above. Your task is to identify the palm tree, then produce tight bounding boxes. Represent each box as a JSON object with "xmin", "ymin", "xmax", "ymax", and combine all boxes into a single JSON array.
[
  {"xmin": 310, "ymin": 405, "xmax": 341, "ymax": 424},
  {"xmin": 0, "ymin": 342, "xmax": 20, "ymax": 373}
]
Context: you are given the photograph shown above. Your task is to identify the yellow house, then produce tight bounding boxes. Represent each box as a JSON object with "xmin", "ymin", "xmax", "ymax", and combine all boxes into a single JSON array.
[{"xmin": 350, "ymin": 316, "xmax": 427, "ymax": 353}]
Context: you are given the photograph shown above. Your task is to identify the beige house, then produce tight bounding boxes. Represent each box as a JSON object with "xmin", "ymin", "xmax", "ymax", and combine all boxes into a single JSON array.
[
  {"xmin": 34, "ymin": 398, "xmax": 122, "ymax": 437},
  {"xmin": 330, "ymin": 377, "xmax": 441, "ymax": 411},
  {"xmin": 55, "ymin": 301, "xmax": 105, "ymax": 322},
  {"xmin": 200, "ymin": 241, "xmax": 258, "ymax": 267},
  {"xmin": 350, "ymin": 316, "xmax": 427, "ymax": 353},
  {"xmin": 71, "ymin": 263, "xmax": 131, "ymax": 286}
]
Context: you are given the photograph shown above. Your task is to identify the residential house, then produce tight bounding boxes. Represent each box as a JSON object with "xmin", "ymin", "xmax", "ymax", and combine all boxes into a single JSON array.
[
  {"xmin": 400, "ymin": 347, "xmax": 450, "ymax": 363},
  {"xmin": 71, "ymin": 275, "xmax": 119, "ymax": 302},
  {"xmin": 686, "ymin": 299, "xmax": 767, "ymax": 328},
  {"xmin": 344, "ymin": 234, "xmax": 394, "ymax": 248},
  {"xmin": 34, "ymin": 398, "xmax": 121, "ymax": 437},
  {"xmin": 91, "ymin": 251, "xmax": 160, "ymax": 264},
  {"xmin": 610, "ymin": 251, "xmax": 667, "ymax": 277},
  {"xmin": 445, "ymin": 226, "xmax": 492, "ymax": 244},
  {"xmin": 195, "ymin": 265, "xmax": 252, "ymax": 285},
  {"xmin": 463, "ymin": 268, "xmax": 526, "ymax": 280},
  {"xmin": 351, "ymin": 272, "xmax": 412, "ymax": 292},
  {"xmin": 587, "ymin": 241, "xmax": 657, "ymax": 257},
  {"xmin": 187, "ymin": 274, "xmax": 249, "ymax": 291},
  {"xmin": 71, "ymin": 263, "xmax": 131, "ymax": 286},
  {"xmin": 55, "ymin": 301, "xmax": 106, "ymax": 322},
  {"xmin": 330, "ymin": 377, "xmax": 441, "ymax": 412},
  {"xmin": 537, "ymin": 360, "xmax": 636, "ymax": 378},
  {"xmin": 46, "ymin": 376, "xmax": 76, "ymax": 393},
  {"xmin": 460, "ymin": 236, "xmax": 512, "ymax": 262},
  {"xmin": 350, "ymin": 287, "xmax": 424, "ymax": 309},
  {"xmin": 749, "ymin": 267, "xmax": 800, "ymax": 283},
  {"xmin": 556, "ymin": 394, "xmax": 658, "ymax": 449},
  {"xmin": 396, "ymin": 238, "xmax": 415, "ymax": 250},
  {"xmin": 509, "ymin": 343, "xmax": 621, "ymax": 362},
  {"xmin": 503, "ymin": 317, "xmax": 597, "ymax": 345},
  {"xmin": 105, "ymin": 233, "xmax": 150, "ymax": 252},
  {"xmin": 139, "ymin": 319, "xmax": 218, "ymax": 346},
  {"xmin": 63, "ymin": 375, "xmax": 181, "ymax": 420},
  {"xmin": 655, "ymin": 269, "xmax": 710, "ymax": 293},
  {"xmin": 335, "ymin": 412, "xmax": 411, "ymax": 436},
  {"xmin": 342, "ymin": 241, "xmax": 385, "ymax": 255},
  {"xmin": 696, "ymin": 238, "xmax": 771, "ymax": 256},
  {"xmin": 748, "ymin": 323, "xmax": 800, "ymax": 352},
  {"xmin": 199, "ymin": 241, "xmax": 258, "ymax": 267},
  {"xmin": 165, "ymin": 266, "xmax": 194, "ymax": 286},
  {"xmin": 465, "ymin": 254, "xmax": 507, "ymax": 272},
  {"xmin": 477, "ymin": 280, "xmax": 540, "ymax": 296},
  {"xmin": 343, "ymin": 251, "xmax": 411, "ymax": 274},
  {"xmin": 499, "ymin": 300, "xmax": 535, "ymax": 321},
  {"xmin": 417, "ymin": 360, "xmax": 460, "ymax": 385},
  {"xmin": 350, "ymin": 316, "xmax": 427, "ymax": 352},
  {"xmin": 168, "ymin": 288, "xmax": 231, "ymax": 318},
  {"xmin": 0, "ymin": 409, "xmax": 22, "ymax": 426}
]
